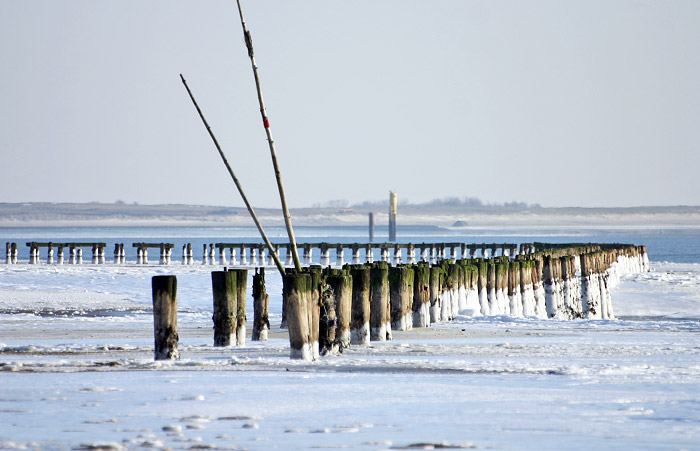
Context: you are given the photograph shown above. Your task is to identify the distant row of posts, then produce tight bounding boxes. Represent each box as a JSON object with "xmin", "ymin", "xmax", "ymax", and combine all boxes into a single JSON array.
[{"xmin": 7, "ymin": 241, "xmax": 533, "ymax": 266}]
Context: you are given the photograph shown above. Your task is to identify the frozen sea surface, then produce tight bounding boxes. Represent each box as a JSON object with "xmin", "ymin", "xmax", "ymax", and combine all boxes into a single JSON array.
[{"xmin": 1, "ymin": 261, "xmax": 699, "ymax": 450}]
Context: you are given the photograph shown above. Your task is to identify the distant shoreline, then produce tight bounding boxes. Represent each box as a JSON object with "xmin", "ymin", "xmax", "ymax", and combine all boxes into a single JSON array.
[{"xmin": 0, "ymin": 202, "xmax": 699, "ymax": 232}]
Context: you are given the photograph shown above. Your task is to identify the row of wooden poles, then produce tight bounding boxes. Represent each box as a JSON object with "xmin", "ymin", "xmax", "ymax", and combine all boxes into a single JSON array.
[
  {"xmin": 150, "ymin": 243, "xmax": 648, "ymax": 361},
  {"xmin": 10, "ymin": 241, "xmax": 530, "ymax": 266},
  {"xmin": 152, "ymin": 268, "xmax": 269, "ymax": 360}
]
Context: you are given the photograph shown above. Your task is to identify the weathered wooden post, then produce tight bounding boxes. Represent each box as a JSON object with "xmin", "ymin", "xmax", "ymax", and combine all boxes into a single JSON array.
[
  {"xmin": 252, "ymin": 268, "xmax": 269, "ymax": 341},
  {"xmin": 303, "ymin": 245, "xmax": 312, "ymax": 265},
  {"xmin": 251, "ymin": 246, "xmax": 259, "ymax": 266},
  {"xmin": 465, "ymin": 263, "xmax": 481, "ymax": 313},
  {"xmin": 365, "ymin": 244, "xmax": 374, "ymax": 264},
  {"xmin": 326, "ymin": 268, "xmax": 352, "ymax": 349},
  {"xmin": 283, "ymin": 271, "xmax": 315, "ymax": 360},
  {"xmin": 602, "ymin": 251, "xmax": 616, "ymax": 320},
  {"xmin": 76, "ymin": 248, "xmax": 83, "ymax": 264},
  {"xmin": 508, "ymin": 261, "xmax": 523, "ymax": 317},
  {"xmin": 475, "ymin": 260, "xmax": 489, "ymax": 315},
  {"xmin": 352, "ymin": 245, "xmax": 361, "ymax": 264},
  {"xmin": 420, "ymin": 246, "xmax": 429, "ymax": 263},
  {"xmin": 114, "ymin": 244, "xmax": 121, "ymax": 264},
  {"xmin": 259, "ymin": 246, "xmax": 268, "ymax": 266},
  {"xmin": 440, "ymin": 263, "xmax": 454, "ymax": 321},
  {"xmin": 285, "ymin": 244, "xmax": 293, "ymax": 266},
  {"xmin": 336, "ymin": 245, "xmax": 344, "ymax": 266},
  {"xmin": 11, "ymin": 243, "xmax": 17, "ymax": 264},
  {"xmin": 370, "ymin": 262, "xmax": 391, "ymax": 340},
  {"xmin": 320, "ymin": 244, "xmax": 331, "ymax": 267},
  {"xmin": 159, "ymin": 245, "xmax": 167, "ymax": 265},
  {"xmin": 495, "ymin": 259, "xmax": 509, "ymax": 315},
  {"xmin": 350, "ymin": 265, "xmax": 371, "ymax": 345},
  {"xmin": 458, "ymin": 263, "xmax": 469, "ymax": 310},
  {"xmin": 57, "ymin": 246, "xmax": 64, "ymax": 265},
  {"xmin": 233, "ymin": 268, "xmax": 248, "ymax": 346},
  {"xmin": 447, "ymin": 263, "xmax": 459, "ymax": 318},
  {"xmin": 394, "ymin": 244, "xmax": 403, "ymax": 265},
  {"xmin": 202, "ymin": 244, "xmax": 209, "ymax": 265},
  {"xmin": 230, "ymin": 247, "xmax": 238, "ymax": 265},
  {"xmin": 99, "ymin": 245, "xmax": 106, "ymax": 264},
  {"xmin": 165, "ymin": 246, "xmax": 172, "ymax": 265},
  {"xmin": 319, "ymin": 270, "xmax": 339, "ymax": 356},
  {"xmin": 389, "ymin": 265, "xmax": 414, "ymax": 331},
  {"xmin": 486, "ymin": 260, "xmax": 497, "ymax": 314},
  {"xmin": 532, "ymin": 254, "xmax": 547, "ymax": 318},
  {"xmin": 561, "ymin": 255, "xmax": 582, "ymax": 319},
  {"xmin": 519, "ymin": 260, "xmax": 536, "ymax": 317},
  {"xmin": 5, "ymin": 243, "xmax": 11, "ymax": 265},
  {"xmin": 91, "ymin": 244, "xmax": 98, "ymax": 264},
  {"xmin": 212, "ymin": 270, "xmax": 237, "ymax": 347},
  {"xmin": 380, "ymin": 245, "xmax": 389, "ymax": 263},
  {"xmin": 597, "ymin": 251, "xmax": 614, "ymax": 320},
  {"xmin": 407, "ymin": 243, "xmax": 416, "ymax": 264},
  {"xmin": 543, "ymin": 255, "xmax": 563, "ymax": 318},
  {"xmin": 182, "ymin": 244, "xmax": 187, "ymax": 265},
  {"xmin": 46, "ymin": 244, "xmax": 53, "ymax": 265},
  {"xmin": 28, "ymin": 243, "xmax": 37, "ymax": 265},
  {"xmin": 580, "ymin": 252, "xmax": 601, "ymax": 320},
  {"xmin": 438, "ymin": 244, "xmax": 446, "ymax": 262},
  {"xmin": 152, "ymin": 275, "xmax": 179, "ymax": 360},
  {"xmin": 187, "ymin": 243, "xmax": 193, "ymax": 265},
  {"xmin": 412, "ymin": 263, "xmax": 431, "ymax": 327},
  {"xmin": 429, "ymin": 265, "xmax": 442, "ymax": 322},
  {"xmin": 306, "ymin": 266, "xmax": 323, "ymax": 358},
  {"xmin": 456, "ymin": 263, "xmax": 467, "ymax": 310}
]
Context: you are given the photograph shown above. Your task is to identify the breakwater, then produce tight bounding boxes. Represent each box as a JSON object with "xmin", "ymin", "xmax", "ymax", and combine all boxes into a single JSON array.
[
  {"xmin": 280, "ymin": 243, "xmax": 649, "ymax": 360},
  {"xmin": 12, "ymin": 241, "xmax": 535, "ymax": 266},
  {"xmin": 7, "ymin": 240, "xmax": 649, "ymax": 362},
  {"xmin": 136, "ymin": 241, "xmax": 649, "ymax": 362}
]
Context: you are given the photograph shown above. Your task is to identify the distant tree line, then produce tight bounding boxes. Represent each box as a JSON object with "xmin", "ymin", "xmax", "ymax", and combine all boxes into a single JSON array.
[{"xmin": 313, "ymin": 197, "xmax": 541, "ymax": 209}]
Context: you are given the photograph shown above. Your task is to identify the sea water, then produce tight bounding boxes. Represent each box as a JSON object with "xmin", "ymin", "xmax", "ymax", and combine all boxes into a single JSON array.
[{"xmin": 1, "ymin": 226, "xmax": 699, "ymax": 450}]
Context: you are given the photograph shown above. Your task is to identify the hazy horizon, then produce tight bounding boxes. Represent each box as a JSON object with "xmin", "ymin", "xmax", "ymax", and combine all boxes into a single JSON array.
[
  {"xmin": 2, "ymin": 199, "xmax": 700, "ymax": 212},
  {"xmin": 2, "ymin": 1, "xmax": 699, "ymax": 209}
]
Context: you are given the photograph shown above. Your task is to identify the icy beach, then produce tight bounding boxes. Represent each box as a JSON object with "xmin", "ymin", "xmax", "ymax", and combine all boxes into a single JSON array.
[{"xmin": 1, "ymin": 232, "xmax": 700, "ymax": 450}]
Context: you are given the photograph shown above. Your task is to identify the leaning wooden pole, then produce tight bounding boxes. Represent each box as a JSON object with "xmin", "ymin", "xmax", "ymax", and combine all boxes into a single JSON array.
[
  {"xmin": 180, "ymin": 74, "xmax": 285, "ymax": 277},
  {"xmin": 235, "ymin": 0, "xmax": 302, "ymax": 272}
]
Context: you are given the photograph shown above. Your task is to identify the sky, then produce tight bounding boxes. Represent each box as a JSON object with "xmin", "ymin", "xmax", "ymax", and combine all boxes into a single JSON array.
[{"xmin": 1, "ymin": 0, "xmax": 699, "ymax": 209}]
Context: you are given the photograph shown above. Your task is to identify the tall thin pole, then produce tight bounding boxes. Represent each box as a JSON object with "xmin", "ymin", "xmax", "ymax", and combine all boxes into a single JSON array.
[
  {"xmin": 180, "ymin": 74, "xmax": 285, "ymax": 277},
  {"xmin": 235, "ymin": 0, "xmax": 302, "ymax": 272}
]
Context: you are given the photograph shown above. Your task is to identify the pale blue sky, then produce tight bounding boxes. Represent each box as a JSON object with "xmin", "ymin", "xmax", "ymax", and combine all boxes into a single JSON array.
[{"xmin": 1, "ymin": 0, "xmax": 699, "ymax": 208}]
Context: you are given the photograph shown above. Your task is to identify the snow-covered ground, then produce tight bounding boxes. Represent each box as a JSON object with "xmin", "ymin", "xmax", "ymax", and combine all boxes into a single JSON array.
[{"xmin": 1, "ymin": 261, "xmax": 699, "ymax": 450}]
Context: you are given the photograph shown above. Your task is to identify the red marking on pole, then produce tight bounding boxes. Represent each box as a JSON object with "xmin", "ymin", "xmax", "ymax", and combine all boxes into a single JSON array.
[{"xmin": 263, "ymin": 118, "xmax": 270, "ymax": 128}]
